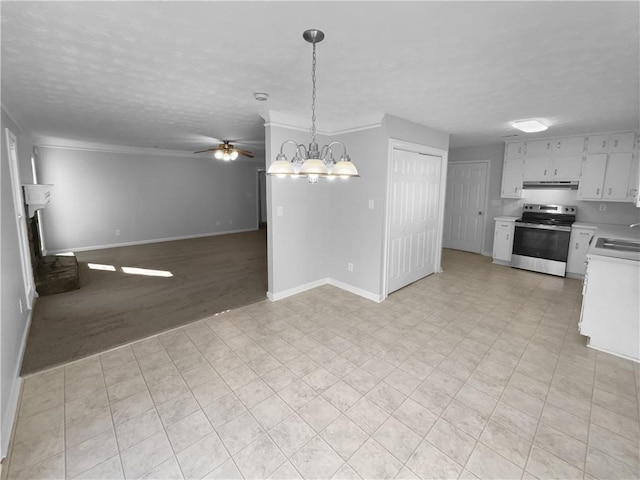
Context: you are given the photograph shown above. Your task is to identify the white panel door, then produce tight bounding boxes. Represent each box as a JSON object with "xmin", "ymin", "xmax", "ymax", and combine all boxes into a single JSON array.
[
  {"xmin": 444, "ymin": 162, "xmax": 487, "ymax": 253},
  {"xmin": 388, "ymin": 149, "xmax": 442, "ymax": 294}
]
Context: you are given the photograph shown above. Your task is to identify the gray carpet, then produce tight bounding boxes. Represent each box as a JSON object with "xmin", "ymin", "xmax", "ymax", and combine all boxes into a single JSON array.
[{"xmin": 21, "ymin": 229, "xmax": 267, "ymax": 374}]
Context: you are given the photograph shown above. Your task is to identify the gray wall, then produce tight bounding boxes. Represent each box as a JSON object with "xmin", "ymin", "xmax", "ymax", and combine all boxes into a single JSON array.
[
  {"xmin": 1, "ymin": 107, "xmax": 35, "ymax": 457},
  {"xmin": 266, "ymin": 114, "xmax": 449, "ymax": 300},
  {"xmin": 266, "ymin": 124, "xmax": 331, "ymax": 296},
  {"xmin": 448, "ymin": 143, "xmax": 506, "ymax": 255},
  {"xmin": 36, "ymin": 146, "xmax": 262, "ymax": 252}
]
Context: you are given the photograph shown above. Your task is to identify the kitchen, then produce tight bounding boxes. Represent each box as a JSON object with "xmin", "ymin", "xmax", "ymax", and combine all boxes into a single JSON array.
[{"xmin": 491, "ymin": 131, "xmax": 640, "ymax": 362}]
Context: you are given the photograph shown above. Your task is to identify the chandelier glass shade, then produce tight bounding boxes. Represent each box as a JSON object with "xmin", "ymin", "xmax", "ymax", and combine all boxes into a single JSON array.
[{"xmin": 267, "ymin": 29, "xmax": 359, "ymax": 183}]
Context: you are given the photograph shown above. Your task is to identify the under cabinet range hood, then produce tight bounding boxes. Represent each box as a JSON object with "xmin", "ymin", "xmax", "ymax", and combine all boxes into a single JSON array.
[{"xmin": 522, "ymin": 181, "xmax": 579, "ymax": 190}]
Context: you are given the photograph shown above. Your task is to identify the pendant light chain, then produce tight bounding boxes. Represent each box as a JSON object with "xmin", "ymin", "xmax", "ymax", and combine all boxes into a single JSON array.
[
  {"xmin": 310, "ymin": 39, "xmax": 317, "ymax": 147},
  {"xmin": 266, "ymin": 29, "xmax": 359, "ymax": 181}
]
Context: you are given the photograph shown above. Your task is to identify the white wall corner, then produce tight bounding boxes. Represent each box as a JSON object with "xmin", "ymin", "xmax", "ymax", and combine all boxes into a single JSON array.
[{"xmin": 327, "ymin": 278, "xmax": 384, "ymax": 303}]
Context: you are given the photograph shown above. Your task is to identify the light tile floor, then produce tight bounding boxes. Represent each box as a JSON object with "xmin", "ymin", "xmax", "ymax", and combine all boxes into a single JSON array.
[{"xmin": 3, "ymin": 250, "xmax": 639, "ymax": 480}]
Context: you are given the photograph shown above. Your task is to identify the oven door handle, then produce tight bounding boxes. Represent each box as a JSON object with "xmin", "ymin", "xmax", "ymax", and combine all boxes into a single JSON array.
[{"xmin": 515, "ymin": 222, "xmax": 571, "ymax": 232}]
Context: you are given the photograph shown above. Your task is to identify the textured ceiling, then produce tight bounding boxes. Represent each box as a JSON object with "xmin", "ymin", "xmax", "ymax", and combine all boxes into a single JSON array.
[{"xmin": 1, "ymin": 1, "xmax": 638, "ymax": 153}]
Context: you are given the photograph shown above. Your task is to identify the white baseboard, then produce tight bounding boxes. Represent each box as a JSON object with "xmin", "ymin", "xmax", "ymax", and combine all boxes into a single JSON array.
[
  {"xmin": 47, "ymin": 228, "xmax": 258, "ymax": 255},
  {"xmin": 1, "ymin": 308, "xmax": 33, "ymax": 459},
  {"xmin": 268, "ymin": 277, "xmax": 383, "ymax": 303},
  {"xmin": 482, "ymin": 250, "xmax": 493, "ymax": 257},
  {"xmin": 327, "ymin": 278, "xmax": 384, "ymax": 303},
  {"xmin": 267, "ymin": 278, "xmax": 329, "ymax": 301}
]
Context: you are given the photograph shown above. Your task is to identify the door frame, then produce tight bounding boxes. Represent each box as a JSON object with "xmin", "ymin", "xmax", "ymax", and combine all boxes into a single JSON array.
[
  {"xmin": 255, "ymin": 168, "xmax": 266, "ymax": 229},
  {"xmin": 444, "ymin": 160, "xmax": 490, "ymax": 254},
  {"xmin": 5, "ymin": 128, "xmax": 36, "ymax": 309},
  {"xmin": 382, "ymin": 138, "xmax": 448, "ymax": 299}
]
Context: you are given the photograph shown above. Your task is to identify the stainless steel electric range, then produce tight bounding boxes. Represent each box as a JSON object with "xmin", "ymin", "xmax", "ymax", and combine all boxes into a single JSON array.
[{"xmin": 511, "ymin": 204, "xmax": 577, "ymax": 277}]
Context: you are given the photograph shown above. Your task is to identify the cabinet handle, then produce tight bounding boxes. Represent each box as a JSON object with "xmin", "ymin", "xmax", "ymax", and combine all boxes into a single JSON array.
[
  {"xmin": 554, "ymin": 169, "xmax": 558, "ymax": 176},
  {"xmin": 575, "ymin": 242, "xmax": 579, "ymax": 250},
  {"xmin": 602, "ymin": 140, "xmax": 607, "ymax": 149},
  {"xmin": 608, "ymin": 188, "xmax": 612, "ymax": 195},
  {"xmin": 543, "ymin": 169, "xmax": 547, "ymax": 176},
  {"xmin": 596, "ymin": 188, "xmax": 600, "ymax": 195},
  {"xmin": 547, "ymin": 142, "xmax": 551, "ymax": 150},
  {"xmin": 506, "ymin": 234, "xmax": 510, "ymax": 240},
  {"xmin": 557, "ymin": 142, "xmax": 561, "ymax": 149}
]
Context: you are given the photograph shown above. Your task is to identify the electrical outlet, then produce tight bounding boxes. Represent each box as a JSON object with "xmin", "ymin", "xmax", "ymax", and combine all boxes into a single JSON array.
[
  {"xmin": 115, "ymin": 229, "xmax": 121, "ymax": 236},
  {"xmin": 347, "ymin": 262, "xmax": 354, "ymax": 272},
  {"xmin": 598, "ymin": 204, "xmax": 606, "ymax": 211}
]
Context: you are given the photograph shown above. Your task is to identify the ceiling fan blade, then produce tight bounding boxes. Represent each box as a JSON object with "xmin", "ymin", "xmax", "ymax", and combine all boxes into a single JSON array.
[
  {"xmin": 193, "ymin": 147, "xmax": 219, "ymax": 154},
  {"xmin": 236, "ymin": 149, "xmax": 255, "ymax": 158}
]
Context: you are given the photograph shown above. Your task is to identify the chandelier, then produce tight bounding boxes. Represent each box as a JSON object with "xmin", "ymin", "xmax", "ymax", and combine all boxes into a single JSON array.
[{"xmin": 267, "ymin": 29, "xmax": 359, "ymax": 184}]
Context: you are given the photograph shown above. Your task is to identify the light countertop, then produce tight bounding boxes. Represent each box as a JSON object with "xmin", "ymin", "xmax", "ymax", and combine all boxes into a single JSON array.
[{"xmin": 581, "ymin": 223, "xmax": 640, "ymax": 262}]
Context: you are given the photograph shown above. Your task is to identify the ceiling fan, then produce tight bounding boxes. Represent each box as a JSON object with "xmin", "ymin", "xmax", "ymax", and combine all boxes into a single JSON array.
[{"xmin": 194, "ymin": 141, "xmax": 254, "ymax": 160}]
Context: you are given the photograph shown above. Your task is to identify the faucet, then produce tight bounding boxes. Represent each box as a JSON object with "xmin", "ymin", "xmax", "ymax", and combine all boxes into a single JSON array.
[{"xmin": 631, "ymin": 223, "xmax": 640, "ymax": 228}]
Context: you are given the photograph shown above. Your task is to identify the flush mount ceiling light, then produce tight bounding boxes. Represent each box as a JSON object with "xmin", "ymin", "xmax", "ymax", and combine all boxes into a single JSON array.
[
  {"xmin": 511, "ymin": 119, "xmax": 548, "ymax": 133},
  {"xmin": 267, "ymin": 29, "xmax": 359, "ymax": 184}
]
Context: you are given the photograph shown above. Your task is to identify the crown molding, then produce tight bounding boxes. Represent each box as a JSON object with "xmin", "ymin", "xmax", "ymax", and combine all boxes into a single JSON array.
[{"xmin": 262, "ymin": 110, "xmax": 384, "ymax": 136}]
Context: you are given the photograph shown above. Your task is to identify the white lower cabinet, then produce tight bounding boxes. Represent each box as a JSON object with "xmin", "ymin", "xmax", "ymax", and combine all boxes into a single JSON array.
[
  {"xmin": 566, "ymin": 225, "xmax": 596, "ymax": 277},
  {"xmin": 493, "ymin": 218, "xmax": 516, "ymax": 264},
  {"xmin": 579, "ymin": 254, "xmax": 640, "ymax": 362}
]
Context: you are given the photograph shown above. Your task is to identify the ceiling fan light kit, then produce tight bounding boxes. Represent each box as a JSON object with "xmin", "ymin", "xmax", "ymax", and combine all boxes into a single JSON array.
[
  {"xmin": 267, "ymin": 29, "xmax": 359, "ymax": 184},
  {"xmin": 194, "ymin": 141, "xmax": 254, "ymax": 160}
]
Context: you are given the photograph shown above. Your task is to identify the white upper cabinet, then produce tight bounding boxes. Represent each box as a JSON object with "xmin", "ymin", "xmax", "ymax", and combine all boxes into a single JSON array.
[
  {"xmin": 603, "ymin": 153, "xmax": 633, "ymax": 200},
  {"xmin": 503, "ymin": 131, "xmax": 638, "ymax": 202},
  {"xmin": 553, "ymin": 136, "xmax": 585, "ymax": 155},
  {"xmin": 578, "ymin": 154, "xmax": 607, "ymax": 200},
  {"xmin": 523, "ymin": 156, "xmax": 551, "ymax": 180},
  {"xmin": 525, "ymin": 140, "xmax": 552, "ymax": 157},
  {"xmin": 552, "ymin": 154, "xmax": 583, "ymax": 180},
  {"xmin": 501, "ymin": 157, "xmax": 524, "ymax": 198},
  {"xmin": 505, "ymin": 142, "xmax": 526, "ymax": 159},
  {"xmin": 586, "ymin": 132, "xmax": 635, "ymax": 154},
  {"xmin": 586, "ymin": 135, "xmax": 611, "ymax": 154},
  {"xmin": 609, "ymin": 132, "xmax": 636, "ymax": 153}
]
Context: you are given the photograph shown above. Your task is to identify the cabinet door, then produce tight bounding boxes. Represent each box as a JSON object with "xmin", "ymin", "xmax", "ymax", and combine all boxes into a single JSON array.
[
  {"xmin": 567, "ymin": 228, "xmax": 595, "ymax": 276},
  {"xmin": 603, "ymin": 152, "xmax": 633, "ymax": 200},
  {"xmin": 505, "ymin": 142, "xmax": 526, "ymax": 158},
  {"xmin": 578, "ymin": 154, "xmax": 606, "ymax": 200},
  {"xmin": 523, "ymin": 156, "xmax": 551, "ymax": 180},
  {"xmin": 493, "ymin": 222, "xmax": 514, "ymax": 262},
  {"xmin": 501, "ymin": 157, "xmax": 523, "ymax": 198},
  {"xmin": 555, "ymin": 137, "xmax": 585, "ymax": 155},
  {"xmin": 551, "ymin": 154, "xmax": 582, "ymax": 180},
  {"xmin": 609, "ymin": 133, "xmax": 636, "ymax": 153},
  {"xmin": 525, "ymin": 140, "xmax": 552, "ymax": 157},
  {"xmin": 586, "ymin": 135, "xmax": 610, "ymax": 154}
]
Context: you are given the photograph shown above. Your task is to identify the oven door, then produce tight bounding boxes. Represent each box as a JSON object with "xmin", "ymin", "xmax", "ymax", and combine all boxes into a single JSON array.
[
  {"xmin": 512, "ymin": 222, "xmax": 571, "ymax": 261},
  {"xmin": 511, "ymin": 222, "xmax": 572, "ymax": 276}
]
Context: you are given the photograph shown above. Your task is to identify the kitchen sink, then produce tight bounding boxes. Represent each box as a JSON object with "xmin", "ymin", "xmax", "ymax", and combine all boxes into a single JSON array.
[{"xmin": 595, "ymin": 237, "xmax": 640, "ymax": 253}]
